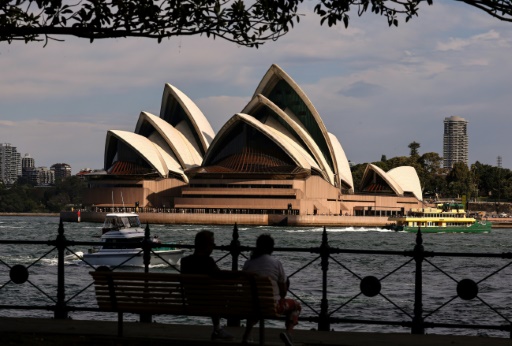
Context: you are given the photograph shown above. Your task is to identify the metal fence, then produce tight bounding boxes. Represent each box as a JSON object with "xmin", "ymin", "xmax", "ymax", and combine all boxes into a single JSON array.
[{"xmin": 0, "ymin": 220, "xmax": 511, "ymax": 337}]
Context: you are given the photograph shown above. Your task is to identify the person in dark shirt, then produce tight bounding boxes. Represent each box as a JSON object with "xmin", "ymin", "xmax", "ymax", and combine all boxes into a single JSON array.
[{"xmin": 180, "ymin": 230, "xmax": 233, "ymax": 341}]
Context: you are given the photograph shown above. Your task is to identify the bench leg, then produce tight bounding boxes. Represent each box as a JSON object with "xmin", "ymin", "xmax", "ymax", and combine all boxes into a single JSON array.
[
  {"xmin": 118, "ymin": 312, "xmax": 123, "ymax": 337},
  {"xmin": 259, "ymin": 319, "xmax": 264, "ymax": 346}
]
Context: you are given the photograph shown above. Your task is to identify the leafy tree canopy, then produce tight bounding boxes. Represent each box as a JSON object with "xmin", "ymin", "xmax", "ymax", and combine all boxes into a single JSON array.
[{"xmin": 2, "ymin": 1, "xmax": 512, "ymax": 47}]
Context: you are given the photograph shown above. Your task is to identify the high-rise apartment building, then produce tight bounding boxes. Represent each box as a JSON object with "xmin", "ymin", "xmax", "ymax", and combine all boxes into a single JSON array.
[
  {"xmin": 0, "ymin": 143, "xmax": 21, "ymax": 185},
  {"xmin": 22, "ymin": 153, "xmax": 35, "ymax": 170},
  {"xmin": 51, "ymin": 163, "xmax": 72, "ymax": 181},
  {"xmin": 443, "ymin": 116, "xmax": 468, "ymax": 168},
  {"xmin": 21, "ymin": 154, "xmax": 56, "ymax": 185}
]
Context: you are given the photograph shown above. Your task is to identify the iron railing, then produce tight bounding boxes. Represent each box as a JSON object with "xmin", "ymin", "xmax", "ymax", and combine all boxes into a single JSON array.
[{"xmin": 0, "ymin": 220, "xmax": 510, "ymax": 337}]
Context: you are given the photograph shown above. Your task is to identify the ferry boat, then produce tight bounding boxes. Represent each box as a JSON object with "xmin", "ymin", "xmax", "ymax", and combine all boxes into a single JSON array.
[
  {"xmin": 385, "ymin": 203, "xmax": 492, "ymax": 233},
  {"xmin": 83, "ymin": 213, "xmax": 185, "ymax": 266}
]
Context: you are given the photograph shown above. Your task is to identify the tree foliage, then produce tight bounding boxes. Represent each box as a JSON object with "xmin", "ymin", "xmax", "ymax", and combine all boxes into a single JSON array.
[
  {"xmin": 1, "ymin": 0, "xmax": 300, "ymax": 47},
  {"xmin": 2, "ymin": 1, "xmax": 512, "ymax": 47},
  {"xmin": 0, "ymin": 176, "xmax": 86, "ymax": 213},
  {"xmin": 446, "ymin": 162, "xmax": 471, "ymax": 197},
  {"xmin": 408, "ymin": 141, "xmax": 420, "ymax": 157}
]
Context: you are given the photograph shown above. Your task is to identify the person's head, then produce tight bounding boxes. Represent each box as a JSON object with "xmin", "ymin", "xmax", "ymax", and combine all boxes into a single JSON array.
[
  {"xmin": 252, "ymin": 233, "xmax": 274, "ymax": 259},
  {"xmin": 194, "ymin": 230, "xmax": 215, "ymax": 255}
]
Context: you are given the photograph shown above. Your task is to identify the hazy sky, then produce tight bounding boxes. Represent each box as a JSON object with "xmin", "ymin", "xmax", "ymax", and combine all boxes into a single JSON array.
[{"xmin": 1, "ymin": 2, "xmax": 511, "ymax": 174}]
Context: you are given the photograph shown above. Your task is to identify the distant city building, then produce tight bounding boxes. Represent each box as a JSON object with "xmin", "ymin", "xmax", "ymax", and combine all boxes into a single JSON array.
[
  {"xmin": 443, "ymin": 115, "xmax": 468, "ymax": 168},
  {"xmin": 76, "ymin": 168, "xmax": 94, "ymax": 180},
  {"xmin": 22, "ymin": 153, "xmax": 35, "ymax": 170},
  {"xmin": 23, "ymin": 166, "xmax": 55, "ymax": 186},
  {"xmin": 22, "ymin": 153, "xmax": 36, "ymax": 184},
  {"xmin": 51, "ymin": 163, "xmax": 72, "ymax": 181},
  {"xmin": 0, "ymin": 143, "xmax": 21, "ymax": 185},
  {"xmin": 38, "ymin": 166, "xmax": 55, "ymax": 185},
  {"xmin": 21, "ymin": 153, "xmax": 57, "ymax": 185},
  {"xmin": 22, "ymin": 167, "xmax": 37, "ymax": 184}
]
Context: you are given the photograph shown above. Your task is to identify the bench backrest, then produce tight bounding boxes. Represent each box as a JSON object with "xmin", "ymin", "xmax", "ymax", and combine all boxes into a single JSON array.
[{"xmin": 90, "ymin": 271, "xmax": 276, "ymax": 319}]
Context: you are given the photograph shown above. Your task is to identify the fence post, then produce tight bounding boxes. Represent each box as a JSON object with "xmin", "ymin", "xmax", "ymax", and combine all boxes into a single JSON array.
[
  {"xmin": 318, "ymin": 226, "xmax": 330, "ymax": 331},
  {"xmin": 143, "ymin": 223, "xmax": 151, "ymax": 273},
  {"xmin": 411, "ymin": 228, "xmax": 425, "ymax": 334},
  {"xmin": 140, "ymin": 223, "xmax": 152, "ymax": 323},
  {"xmin": 230, "ymin": 223, "xmax": 241, "ymax": 272},
  {"xmin": 228, "ymin": 223, "xmax": 242, "ymax": 327},
  {"xmin": 54, "ymin": 219, "xmax": 68, "ymax": 319}
]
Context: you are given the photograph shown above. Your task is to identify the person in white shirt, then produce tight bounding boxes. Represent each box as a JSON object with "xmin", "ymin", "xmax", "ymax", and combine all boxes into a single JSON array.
[{"xmin": 241, "ymin": 234, "xmax": 301, "ymax": 345}]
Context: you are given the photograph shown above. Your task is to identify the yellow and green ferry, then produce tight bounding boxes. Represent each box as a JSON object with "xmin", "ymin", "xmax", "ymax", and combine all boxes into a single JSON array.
[{"xmin": 386, "ymin": 203, "xmax": 492, "ymax": 233}]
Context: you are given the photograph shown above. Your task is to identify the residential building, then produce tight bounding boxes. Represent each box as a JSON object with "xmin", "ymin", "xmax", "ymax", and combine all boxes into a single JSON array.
[
  {"xmin": 51, "ymin": 163, "xmax": 72, "ymax": 181},
  {"xmin": 22, "ymin": 153, "xmax": 35, "ymax": 170},
  {"xmin": 0, "ymin": 143, "xmax": 21, "ymax": 185},
  {"xmin": 443, "ymin": 116, "xmax": 468, "ymax": 168}
]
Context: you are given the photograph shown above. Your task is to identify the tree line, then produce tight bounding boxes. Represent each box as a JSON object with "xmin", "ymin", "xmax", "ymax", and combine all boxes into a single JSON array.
[{"xmin": 0, "ymin": 176, "xmax": 86, "ymax": 213}]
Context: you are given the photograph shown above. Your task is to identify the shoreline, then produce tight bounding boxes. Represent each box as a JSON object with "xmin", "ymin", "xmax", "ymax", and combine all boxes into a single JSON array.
[
  {"xmin": 1, "ymin": 212, "xmax": 511, "ymax": 229},
  {"xmin": 0, "ymin": 213, "xmax": 59, "ymax": 217}
]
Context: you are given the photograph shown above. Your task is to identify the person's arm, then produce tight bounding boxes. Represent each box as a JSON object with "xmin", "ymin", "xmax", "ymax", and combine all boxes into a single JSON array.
[
  {"xmin": 277, "ymin": 259, "xmax": 289, "ymax": 298},
  {"xmin": 278, "ymin": 280, "xmax": 288, "ymax": 299}
]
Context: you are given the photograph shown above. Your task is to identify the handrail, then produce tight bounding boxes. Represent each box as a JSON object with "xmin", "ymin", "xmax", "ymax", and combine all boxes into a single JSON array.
[{"xmin": 0, "ymin": 220, "xmax": 510, "ymax": 338}]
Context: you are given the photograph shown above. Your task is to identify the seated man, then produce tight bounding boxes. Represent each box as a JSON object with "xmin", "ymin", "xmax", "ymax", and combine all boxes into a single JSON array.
[
  {"xmin": 241, "ymin": 234, "xmax": 301, "ymax": 346},
  {"xmin": 180, "ymin": 230, "xmax": 233, "ymax": 341}
]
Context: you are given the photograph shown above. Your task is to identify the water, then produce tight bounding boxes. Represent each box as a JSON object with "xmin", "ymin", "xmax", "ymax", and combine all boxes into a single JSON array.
[{"xmin": 0, "ymin": 216, "xmax": 511, "ymax": 338}]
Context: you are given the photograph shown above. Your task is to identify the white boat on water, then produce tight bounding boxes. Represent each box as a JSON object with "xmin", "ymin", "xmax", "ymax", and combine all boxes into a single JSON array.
[{"xmin": 82, "ymin": 213, "xmax": 185, "ymax": 267}]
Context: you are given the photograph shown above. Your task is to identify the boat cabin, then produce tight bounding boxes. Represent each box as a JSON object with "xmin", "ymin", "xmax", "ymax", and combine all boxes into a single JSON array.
[
  {"xmin": 102, "ymin": 213, "xmax": 142, "ymax": 234},
  {"xmin": 393, "ymin": 202, "xmax": 473, "ymax": 228}
]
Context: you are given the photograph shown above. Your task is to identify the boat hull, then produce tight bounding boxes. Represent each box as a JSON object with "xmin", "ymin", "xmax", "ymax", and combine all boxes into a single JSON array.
[
  {"xmin": 402, "ymin": 221, "xmax": 492, "ymax": 233},
  {"xmin": 82, "ymin": 249, "xmax": 185, "ymax": 267}
]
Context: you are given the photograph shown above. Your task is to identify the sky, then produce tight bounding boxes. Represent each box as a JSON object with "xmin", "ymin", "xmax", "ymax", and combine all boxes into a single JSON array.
[{"xmin": 1, "ymin": 2, "xmax": 511, "ymax": 174}]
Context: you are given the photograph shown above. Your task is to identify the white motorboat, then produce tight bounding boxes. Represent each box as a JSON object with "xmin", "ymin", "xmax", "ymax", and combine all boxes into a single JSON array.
[{"xmin": 83, "ymin": 213, "xmax": 184, "ymax": 267}]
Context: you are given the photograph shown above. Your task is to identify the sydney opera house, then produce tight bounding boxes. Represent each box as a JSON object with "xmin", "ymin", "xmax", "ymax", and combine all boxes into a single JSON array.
[{"xmin": 83, "ymin": 64, "xmax": 423, "ymax": 223}]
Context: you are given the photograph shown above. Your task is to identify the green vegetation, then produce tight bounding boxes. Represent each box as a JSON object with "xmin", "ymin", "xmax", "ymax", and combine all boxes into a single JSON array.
[{"xmin": 0, "ymin": 176, "xmax": 86, "ymax": 213}]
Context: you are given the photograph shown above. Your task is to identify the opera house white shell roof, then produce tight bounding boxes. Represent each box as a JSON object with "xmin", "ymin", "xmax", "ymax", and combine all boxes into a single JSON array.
[
  {"xmin": 101, "ymin": 63, "xmax": 422, "ymax": 201},
  {"xmin": 361, "ymin": 164, "xmax": 422, "ymax": 201},
  {"xmin": 103, "ymin": 84, "xmax": 214, "ymax": 181}
]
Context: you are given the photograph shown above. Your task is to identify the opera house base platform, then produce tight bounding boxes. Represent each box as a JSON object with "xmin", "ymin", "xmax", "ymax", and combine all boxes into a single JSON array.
[{"xmin": 60, "ymin": 211, "xmax": 390, "ymax": 227}]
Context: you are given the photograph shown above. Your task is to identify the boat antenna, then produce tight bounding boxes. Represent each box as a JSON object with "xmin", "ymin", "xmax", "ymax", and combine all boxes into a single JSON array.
[{"xmin": 121, "ymin": 191, "xmax": 125, "ymax": 208}]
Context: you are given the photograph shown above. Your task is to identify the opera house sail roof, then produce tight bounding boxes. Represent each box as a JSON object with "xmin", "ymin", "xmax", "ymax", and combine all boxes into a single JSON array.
[
  {"xmin": 97, "ymin": 63, "xmax": 425, "ymax": 210},
  {"xmin": 103, "ymin": 84, "xmax": 215, "ymax": 182},
  {"xmin": 360, "ymin": 164, "xmax": 422, "ymax": 201},
  {"xmin": 193, "ymin": 113, "xmax": 315, "ymax": 178},
  {"xmin": 249, "ymin": 64, "xmax": 354, "ymax": 193}
]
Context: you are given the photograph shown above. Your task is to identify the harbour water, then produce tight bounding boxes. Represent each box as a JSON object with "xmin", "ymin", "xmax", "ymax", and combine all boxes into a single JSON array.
[{"xmin": 0, "ymin": 215, "xmax": 511, "ymax": 338}]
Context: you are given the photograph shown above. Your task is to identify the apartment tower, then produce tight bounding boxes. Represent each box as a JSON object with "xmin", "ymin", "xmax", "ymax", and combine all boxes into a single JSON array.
[
  {"xmin": 443, "ymin": 115, "xmax": 468, "ymax": 168},
  {"xmin": 0, "ymin": 143, "xmax": 21, "ymax": 185}
]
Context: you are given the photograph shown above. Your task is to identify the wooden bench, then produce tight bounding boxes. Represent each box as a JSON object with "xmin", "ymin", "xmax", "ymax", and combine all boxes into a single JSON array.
[{"xmin": 90, "ymin": 269, "xmax": 278, "ymax": 345}]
